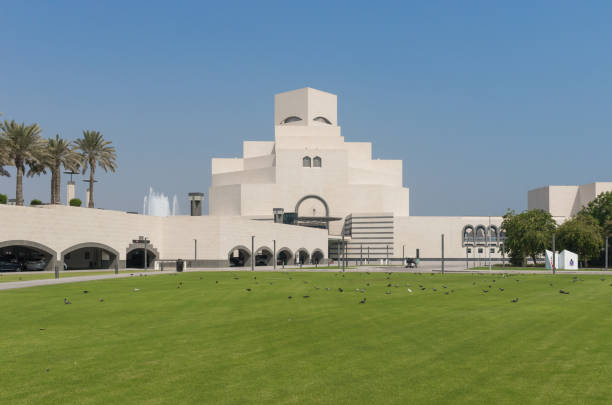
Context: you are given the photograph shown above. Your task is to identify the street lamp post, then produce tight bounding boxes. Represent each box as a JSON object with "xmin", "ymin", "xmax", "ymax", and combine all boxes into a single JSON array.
[
  {"xmin": 273, "ymin": 239, "xmax": 276, "ymax": 271},
  {"xmin": 342, "ymin": 232, "xmax": 345, "ymax": 273},
  {"xmin": 251, "ymin": 235, "xmax": 255, "ymax": 272},
  {"xmin": 605, "ymin": 236, "xmax": 609, "ymax": 272},
  {"xmin": 488, "ymin": 216, "xmax": 492, "ymax": 271},
  {"xmin": 386, "ymin": 244, "xmax": 389, "ymax": 265},
  {"xmin": 194, "ymin": 239, "xmax": 197, "ymax": 263},
  {"xmin": 552, "ymin": 233, "xmax": 556, "ymax": 275},
  {"xmin": 441, "ymin": 234, "xmax": 445, "ymax": 274}
]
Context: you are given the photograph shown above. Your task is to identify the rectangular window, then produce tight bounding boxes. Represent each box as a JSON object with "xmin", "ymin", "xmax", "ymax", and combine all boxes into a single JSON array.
[{"xmin": 478, "ymin": 248, "xmax": 483, "ymax": 254}]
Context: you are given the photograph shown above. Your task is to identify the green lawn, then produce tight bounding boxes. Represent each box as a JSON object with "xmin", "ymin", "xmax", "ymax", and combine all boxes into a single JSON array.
[
  {"xmin": 0, "ymin": 270, "xmax": 147, "ymax": 283},
  {"xmin": 2, "ymin": 271, "xmax": 612, "ymax": 404},
  {"xmin": 472, "ymin": 265, "xmax": 605, "ymax": 271}
]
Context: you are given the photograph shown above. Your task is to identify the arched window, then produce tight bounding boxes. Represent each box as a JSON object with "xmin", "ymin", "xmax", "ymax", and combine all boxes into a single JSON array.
[
  {"xmin": 475, "ymin": 225, "xmax": 487, "ymax": 245},
  {"xmin": 488, "ymin": 225, "xmax": 499, "ymax": 245},
  {"xmin": 313, "ymin": 116, "xmax": 332, "ymax": 125},
  {"xmin": 462, "ymin": 225, "xmax": 475, "ymax": 247},
  {"xmin": 313, "ymin": 156, "xmax": 322, "ymax": 167},
  {"xmin": 282, "ymin": 116, "xmax": 302, "ymax": 124},
  {"xmin": 302, "ymin": 156, "xmax": 311, "ymax": 167}
]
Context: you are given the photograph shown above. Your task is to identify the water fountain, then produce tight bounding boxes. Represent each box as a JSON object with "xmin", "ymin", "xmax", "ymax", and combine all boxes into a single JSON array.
[{"xmin": 143, "ymin": 187, "xmax": 180, "ymax": 216}]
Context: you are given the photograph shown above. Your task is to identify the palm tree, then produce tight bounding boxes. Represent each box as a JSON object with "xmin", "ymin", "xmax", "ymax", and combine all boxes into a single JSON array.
[
  {"xmin": 0, "ymin": 120, "xmax": 45, "ymax": 205},
  {"xmin": 0, "ymin": 140, "xmax": 9, "ymax": 177},
  {"xmin": 0, "ymin": 115, "xmax": 7, "ymax": 177},
  {"xmin": 73, "ymin": 130, "xmax": 117, "ymax": 208},
  {"xmin": 42, "ymin": 134, "xmax": 82, "ymax": 204}
]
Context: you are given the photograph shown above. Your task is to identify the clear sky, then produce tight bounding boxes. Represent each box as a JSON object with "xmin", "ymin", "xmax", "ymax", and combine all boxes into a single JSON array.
[{"xmin": 1, "ymin": 1, "xmax": 611, "ymax": 216}]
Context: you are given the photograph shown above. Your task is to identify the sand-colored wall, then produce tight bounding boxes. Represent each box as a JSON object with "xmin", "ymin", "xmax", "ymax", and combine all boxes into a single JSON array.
[{"xmin": 0, "ymin": 205, "xmax": 328, "ymax": 266}]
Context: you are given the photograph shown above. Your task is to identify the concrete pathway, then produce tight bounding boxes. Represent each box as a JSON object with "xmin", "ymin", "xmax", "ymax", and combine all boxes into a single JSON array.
[{"xmin": 0, "ymin": 271, "xmax": 175, "ymax": 291}]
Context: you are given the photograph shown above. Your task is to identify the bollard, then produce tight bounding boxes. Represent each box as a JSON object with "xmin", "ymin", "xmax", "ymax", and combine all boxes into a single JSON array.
[{"xmin": 441, "ymin": 234, "xmax": 445, "ymax": 274}]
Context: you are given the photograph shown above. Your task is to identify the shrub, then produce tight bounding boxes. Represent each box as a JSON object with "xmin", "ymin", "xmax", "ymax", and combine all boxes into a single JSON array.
[
  {"xmin": 30, "ymin": 199, "xmax": 43, "ymax": 206},
  {"xmin": 69, "ymin": 198, "xmax": 82, "ymax": 207},
  {"xmin": 0, "ymin": 193, "xmax": 7, "ymax": 204}
]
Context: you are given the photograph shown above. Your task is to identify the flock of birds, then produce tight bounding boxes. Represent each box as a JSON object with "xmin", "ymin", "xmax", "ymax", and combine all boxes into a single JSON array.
[
  {"xmin": 58, "ymin": 272, "xmax": 612, "ymax": 305},
  {"xmin": 60, "ymin": 271, "xmax": 611, "ymax": 306}
]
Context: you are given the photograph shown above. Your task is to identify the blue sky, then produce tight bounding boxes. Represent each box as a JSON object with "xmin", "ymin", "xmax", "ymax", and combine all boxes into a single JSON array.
[{"xmin": 1, "ymin": 1, "xmax": 611, "ymax": 216}]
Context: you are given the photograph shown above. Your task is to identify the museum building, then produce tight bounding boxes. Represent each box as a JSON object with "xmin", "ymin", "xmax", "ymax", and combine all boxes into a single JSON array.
[{"xmin": 1, "ymin": 88, "xmax": 610, "ymax": 271}]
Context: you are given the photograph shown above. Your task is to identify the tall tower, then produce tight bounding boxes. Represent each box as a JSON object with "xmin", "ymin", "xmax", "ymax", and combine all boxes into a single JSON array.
[{"xmin": 274, "ymin": 87, "xmax": 338, "ymax": 127}]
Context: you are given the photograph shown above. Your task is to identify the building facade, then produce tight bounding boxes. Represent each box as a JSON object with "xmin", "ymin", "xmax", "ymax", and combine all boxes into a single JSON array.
[{"xmin": 1, "ymin": 87, "xmax": 608, "ymax": 270}]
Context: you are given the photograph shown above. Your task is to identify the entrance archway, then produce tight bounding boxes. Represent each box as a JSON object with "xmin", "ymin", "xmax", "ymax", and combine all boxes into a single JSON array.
[
  {"xmin": 277, "ymin": 248, "xmax": 293, "ymax": 266},
  {"xmin": 0, "ymin": 240, "xmax": 56, "ymax": 271},
  {"xmin": 255, "ymin": 246, "xmax": 273, "ymax": 266},
  {"xmin": 228, "ymin": 245, "xmax": 251, "ymax": 267},
  {"xmin": 126, "ymin": 241, "xmax": 159, "ymax": 269},
  {"xmin": 311, "ymin": 249, "xmax": 324, "ymax": 265},
  {"xmin": 295, "ymin": 248, "xmax": 310, "ymax": 265},
  {"xmin": 62, "ymin": 243, "xmax": 118, "ymax": 270},
  {"xmin": 126, "ymin": 248, "xmax": 158, "ymax": 268}
]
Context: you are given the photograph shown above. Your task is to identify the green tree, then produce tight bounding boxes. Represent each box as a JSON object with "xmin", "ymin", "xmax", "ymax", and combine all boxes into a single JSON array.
[
  {"xmin": 0, "ymin": 114, "xmax": 6, "ymax": 176},
  {"xmin": 69, "ymin": 198, "xmax": 82, "ymax": 207},
  {"xmin": 604, "ymin": 220, "xmax": 612, "ymax": 239},
  {"xmin": 579, "ymin": 191, "xmax": 612, "ymax": 233},
  {"xmin": 0, "ymin": 193, "xmax": 7, "ymax": 204},
  {"xmin": 501, "ymin": 209, "xmax": 557, "ymax": 266},
  {"xmin": 73, "ymin": 130, "xmax": 117, "ymax": 208},
  {"xmin": 556, "ymin": 216, "xmax": 603, "ymax": 268},
  {"xmin": 0, "ymin": 138, "xmax": 9, "ymax": 177},
  {"xmin": 0, "ymin": 120, "xmax": 45, "ymax": 205},
  {"xmin": 42, "ymin": 134, "xmax": 81, "ymax": 204},
  {"xmin": 30, "ymin": 198, "xmax": 42, "ymax": 206}
]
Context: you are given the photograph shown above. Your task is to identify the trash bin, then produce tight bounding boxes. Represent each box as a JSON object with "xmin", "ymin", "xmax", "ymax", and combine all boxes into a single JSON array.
[{"xmin": 176, "ymin": 259, "xmax": 184, "ymax": 272}]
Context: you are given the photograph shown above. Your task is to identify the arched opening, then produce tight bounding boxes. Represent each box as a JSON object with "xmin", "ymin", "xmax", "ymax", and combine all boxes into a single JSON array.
[
  {"xmin": 277, "ymin": 248, "xmax": 293, "ymax": 266},
  {"xmin": 62, "ymin": 243, "xmax": 118, "ymax": 270},
  {"xmin": 313, "ymin": 156, "xmax": 322, "ymax": 168},
  {"xmin": 255, "ymin": 246, "xmax": 273, "ymax": 266},
  {"xmin": 475, "ymin": 226, "xmax": 487, "ymax": 245},
  {"xmin": 302, "ymin": 156, "xmax": 312, "ymax": 167},
  {"xmin": 282, "ymin": 116, "xmax": 302, "ymax": 124},
  {"xmin": 0, "ymin": 240, "xmax": 56, "ymax": 272},
  {"xmin": 228, "ymin": 246, "xmax": 251, "ymax": 267},
  {"xmin": 295, "ymin": 195, "xmax": 330, "ymax": 217},
  {"xmin": 311, "ymin": 249, "xmax": 324, "ymax": 264},
  {"xmin": 488, "ymin": 225, "xmax": 499, "ymax": 245},
  {"xmin": 295, "ymin": 249, "xmax": 310, "ymax": 265},
  {"xmin": 126, "ymin": 248, "xmax": 157, "ymax": 269},
  {"xmin": 313, "ymin": 116, "xmax": 332, "ymax": 125},
  {"xmin": 462, "ymin": 225, "xmax": 475, "ymax": 247}
]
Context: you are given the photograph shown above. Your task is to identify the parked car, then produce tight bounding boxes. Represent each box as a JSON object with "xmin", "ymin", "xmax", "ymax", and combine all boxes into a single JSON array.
[
  {"xmin": 24, "ymin": 258, "xmax": 47, "ymax": 271},
  {"xmin": 0, "ymin": 257, "xmax": 21, "ymax": 272},
  {"xmin": 229, "ymin": 257, "xmax": 245, "ymax": 267}
]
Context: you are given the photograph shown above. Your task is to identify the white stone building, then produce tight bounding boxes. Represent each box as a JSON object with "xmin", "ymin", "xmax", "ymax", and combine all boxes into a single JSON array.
[{"xmin": 0, "ymin": 87, "xmax": 609, "ymax": 270}]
